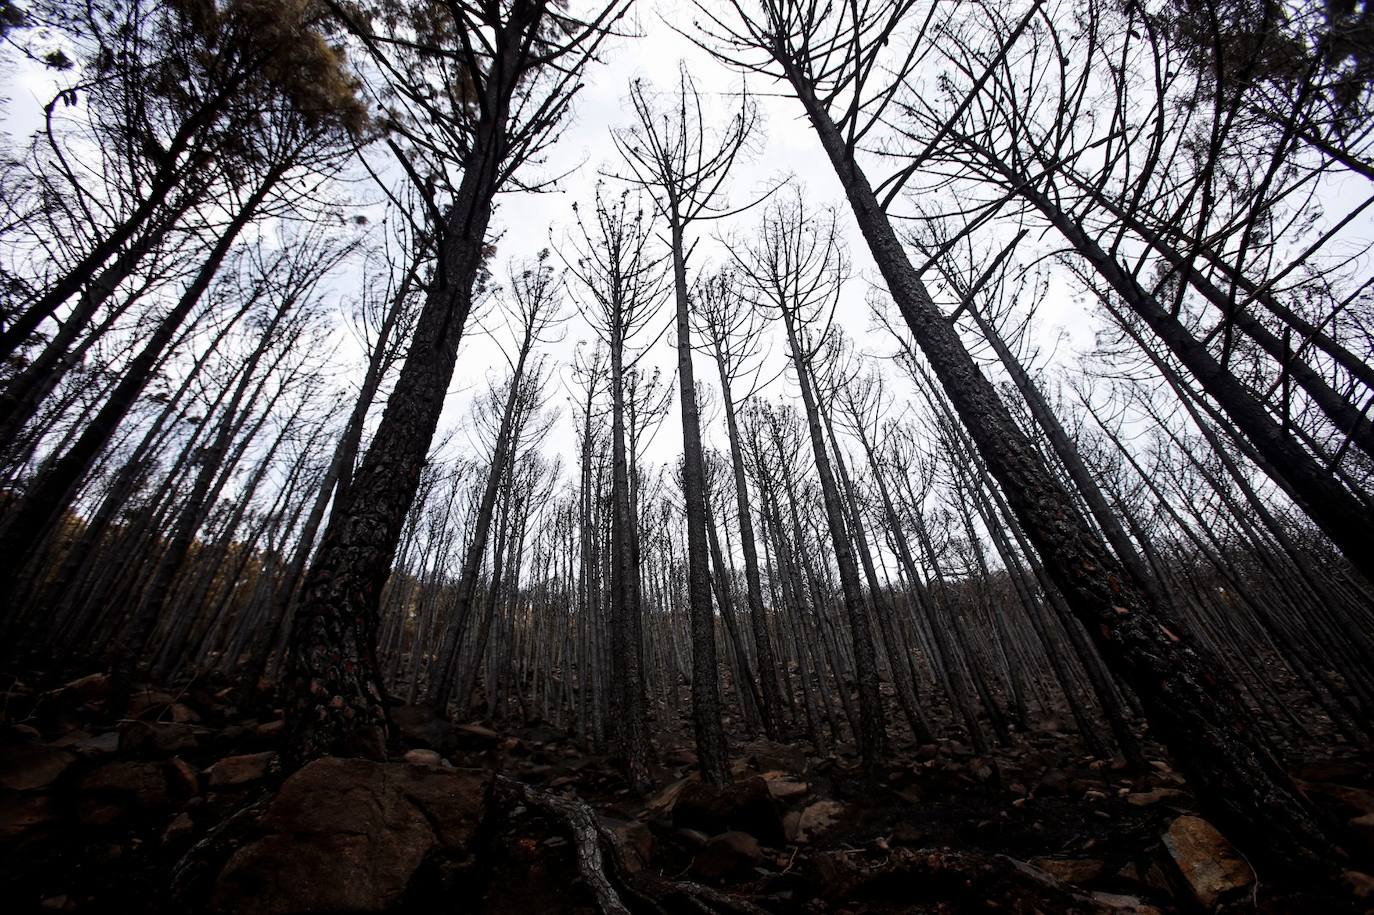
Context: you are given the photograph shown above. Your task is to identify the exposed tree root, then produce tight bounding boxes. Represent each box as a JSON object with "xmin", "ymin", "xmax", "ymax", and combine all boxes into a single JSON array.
[
  {"xmin": 492, "ymin": 775, "xmax": 781, "ymax": 915},
  {"xmin": 492, "ymin": 775, "xmax": 642, "ymax": 915}
]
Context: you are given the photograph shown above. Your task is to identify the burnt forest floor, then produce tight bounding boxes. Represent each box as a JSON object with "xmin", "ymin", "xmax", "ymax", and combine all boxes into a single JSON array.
[{"xmin": 1, "ymin": 670, "xmax": 1372, "ymax": 914}]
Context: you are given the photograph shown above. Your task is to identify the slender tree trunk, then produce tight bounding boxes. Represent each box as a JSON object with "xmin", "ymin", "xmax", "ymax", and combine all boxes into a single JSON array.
[
  {"xmin": 670, "ymin": 218, "xmax": 731, "ymax": 784},
  {"xmin": 991, "ymin": 157, "xmax": 1374, "ymax": 583},
  {"xmin": 713, "ymin": 360, "xmax": 782, "ymax": 737},
  {"xmin": 0, "ymin": 166, "xmax": 284, "ymax": 601},
  {"xmin": 789, "ymin": 76, "xmax": 1336, "ymax": 868},
  {"xmin": 283, "ymin": 103, "xmax": 508, "ymax": 764},
  {"xmin": 433, "ymin": 349, "xmax": 536, "ymax": 708},
  {"xmin": 779, "ymin": 312, "xmax": 886, "ymax": 776}
]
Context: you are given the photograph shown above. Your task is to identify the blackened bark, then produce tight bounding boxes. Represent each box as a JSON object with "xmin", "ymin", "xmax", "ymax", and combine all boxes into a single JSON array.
[
  {"xmin": 820, "ymin": 408, "xmax": 934, "ymax": 744},
  {"xmin": 713, "ymin": 356, "xmax": 783, "ymax": 738},
  {"xmin": 965, "ymin": 303, "xmax": 1160, "ymax": 602},
  {"xmin": 112, "ymin": 304, "xmax": 294, "ymax": 698},
  {"xmin": 608, "ymin": 306, "xmax": 652, "ymax": 789},
  {"xmin": 432, "ymin": 338, "xmax": 538, "ymax": 709},
  {"xmin": 283, "ymin": 96, "xmax": 509, "ymax": 765},
  {"xmin": 239, "ymin": 263, "xmax": 416, "ymax": 696},
  {"xmin": 779, "ymin": 311, "xmax": 887, "ymax": 776},
  {"xmin": 0, "ymin": 166, "xmax": 284, "ymax": 600},
  {"xmin": 672, "ymin": 219, "xmax": 732, "ymax": 785},
  {"xmin": 790, "ymin": 75, "xmax": 1338, "ymax": 870},
  {"xmin": 0, "ymin": 104, "xmax": 221, "ymax": 360},
  {"xmin": 994, "ymin": 161, "xmax": 1374, "ymax": 585}
]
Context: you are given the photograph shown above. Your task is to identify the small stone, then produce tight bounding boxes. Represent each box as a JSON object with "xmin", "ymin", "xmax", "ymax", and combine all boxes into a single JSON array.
[
  {"xmin": 125, "ymin": 688, "xmax": 176, "ymax": 720},
  {"xmin": 675, "ymin": 827, "xmax": 711, "ymax": 848},
  {"xmin": 741, "ymin": 738, "xmax": 809, "ymax": 773},
  {"xmin": 1145, "ymin": 862, "xmax": 1173, "ymax": 894},
  {"xmin": 390, "ymin": 704, "xmax": 460, "ymax": 753},
  {"xmin": 63, "ymin": 673, "xmax": 111, "ymax": 702},
  {"xmin": 1349, "ymin": 812, "xmax": 1374, "ymax": 858},
  {"xmin": 692, "ymin": 831, "xmax": 763, "ymax": 880},
  {"xmin": 765, "ymin": 779, "xmax": 809, "ymax": 801},
  {"xmin": 208, "ymin": 752, "xmax": 276, "ymax": 788},
  {"xmin": 52, "ymin": 730, "xmax": 119, "ymax": 757},
  {"xmin": 0, "ymin": 745, "xmax": 77, "ymax": 791},
  {"xmin": 672, "ymin": 777, "xmax": 784, "ymax": 846},
  {"xmin": 163, "ymin": 812, "xmax": 195, "ymax": 847},
  {"xmin": 646, "ymin": 778, "xmax": 688, "ymax": 815},
  {"xmin": 166, "ymin": 757, "xmax": 200, "ymax": 797},
  {"xmin": 891, "ymin": 823, "xmax": 926, "ymax": 846},
  {"xmin": 78, "ymin": 761, "xmax": 172, "ymax": 825},
  {"xmin": 1161, "ymin": 815, "xmax": 1254, "ymax": 908},
  {"xmin": 118, "ymin": 721, "xmax": 198, "ymax": 758},
  {"xmin": 1090, "ymin": 891, "xmax": 1164, "ymax": 914},
  {"xmin": 457, "ymin": 723, "xmax": 501, "ymax": 741},
  {"xmin": 170, "ymin": 703, "xmax": 201, "ymax": 723},
  {"xmin": 1030, "ymin": 857, "xmax": 1105, "ymax": 885},
  {"xmin": 1035, "ymin": 769, "xmax": 1071, "ymax": 796},
  {"xmin": 794, "ymin": 799, "xmax": 845, "ymax": 844},
  {"xmin": 0, "ymin": 794, "xmax": 56, "ymax": 840},
  {"xmin": 601, "ymin": 817, "xmax": 653, "ymax": 872},
  {"xmin": 254, "ymin": 719, "xmax": 285, "ymax": 739},
  {"xmin": 1126, "ymin": 787, "xmax": 1185, "ymax": 807},
  {"xmin": 1343, "ymin": 870, "xmax": 1374, "ymax": 900},
  {"xmin": 403, "ymin": 749, "xmax": 443, "ymax": 767}
]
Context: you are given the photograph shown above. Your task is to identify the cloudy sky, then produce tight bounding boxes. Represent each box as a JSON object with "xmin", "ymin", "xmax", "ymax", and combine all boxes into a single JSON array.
[
  {"xmin": 0, "ymin": 0, "xmax": 1099, "ymax": 484},
  {"xmin": 432, "ymin": 0, "xmax": 1095, "ymax": 469}
]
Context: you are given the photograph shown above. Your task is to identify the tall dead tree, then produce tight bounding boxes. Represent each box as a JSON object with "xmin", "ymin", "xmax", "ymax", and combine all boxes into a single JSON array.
[
  {"xmin": 692, "ymin": 270, "xmax": 784, "ymax": 738},
  {"xmin": 891, "ymin": 0, "xmax": 1374, "ymax": 582},
  {"xmin": 284, "ymin": 0, "xmax": 628, "ymax": 765},
  {"xmin": 610, "ymin": 67, "xmax": 758, "ymax": 784},
  {"xmin": 562, "ymin": 187, "xmax": 668, "ymax": 790},
  {"xmin": 735, "ymin": 192, "xmax": 888, "ymax": 777},
  {"xmin": 696, "ymin": 0, "xmax": 1338, "ymax": 870},
  {"xmin": 431, "ymin": 253, "xmax": 564, "ymax": 710}
]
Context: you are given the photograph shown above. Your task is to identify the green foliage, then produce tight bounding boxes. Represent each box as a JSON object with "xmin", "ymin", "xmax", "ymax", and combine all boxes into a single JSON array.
[
  {"xmin": 1164, "ymin": 0, "xmax": 1374, "ymax": 126},
  {"xmin": 164, "ymin": 0, "xmax": 369, "ymax": 136}
]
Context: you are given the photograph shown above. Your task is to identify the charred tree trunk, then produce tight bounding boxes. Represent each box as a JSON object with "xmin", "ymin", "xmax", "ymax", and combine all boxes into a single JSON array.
[{"xmin": 788, "ymin": 73, "xmax": 1337, "ymax": 869}]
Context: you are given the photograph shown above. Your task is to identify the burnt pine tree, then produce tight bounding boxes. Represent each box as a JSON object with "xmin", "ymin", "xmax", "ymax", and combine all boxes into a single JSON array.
[
  {"xmin": 610, "ymin": 67, "xmax": 759, "ymax": 785},
  {"xmin": 0, "ymin": 89, "xmax": 357, "ymax": 605},
  {"xmin": 691, "ymin": 270, "xmax": 785, "ymax": 739},
  {"xmin": 734, "ymin": 191, "xmax": 889, "ymax": 778},
  {"xmin": 284, "ymin": 0, "xmax": 628, "ymax": 765},
  {"xmin": 696, "ymin": 0, "xmax": 1339, "ymax": 871},
  {"xmin": 431, "ymin": 253, "xmax": 564, "ymax": 710},
  {"xmin": 561, "ymin": 187, "xmax": 669, "ymax": 790},
  {"xmin": 890, "ymin": 1, "xmax": 1374, "ymax": 581}
]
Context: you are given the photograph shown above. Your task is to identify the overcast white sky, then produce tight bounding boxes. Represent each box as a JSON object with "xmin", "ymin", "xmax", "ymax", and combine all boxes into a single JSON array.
[
  {"xmin": 0, "ymin": 0, "xmax": 1102, "ymax": 487},
  {"xmin": 422, "ymin": 0, "xmax": 1095, "ymax": 471}
]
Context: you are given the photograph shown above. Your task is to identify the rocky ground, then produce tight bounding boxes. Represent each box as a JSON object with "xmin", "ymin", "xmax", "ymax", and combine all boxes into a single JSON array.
[{"xmin": 2, "ymin": 672, "xmax": 1372, "ymax": 913}]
